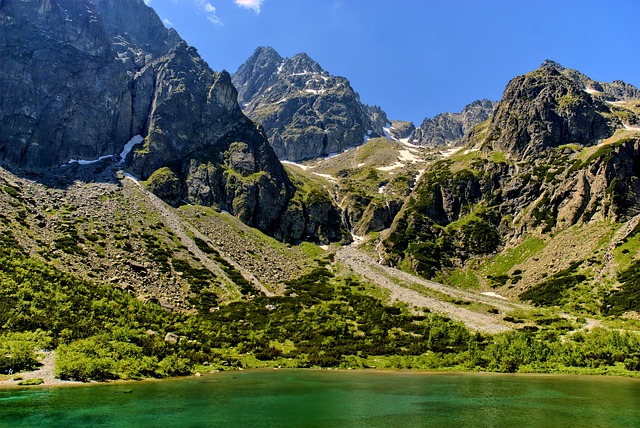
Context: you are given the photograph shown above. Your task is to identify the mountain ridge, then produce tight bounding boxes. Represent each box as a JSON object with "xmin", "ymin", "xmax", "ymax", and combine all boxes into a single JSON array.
[{"xmin": 232, "ymin": 46, "xmax": 390, "ymax": 161}]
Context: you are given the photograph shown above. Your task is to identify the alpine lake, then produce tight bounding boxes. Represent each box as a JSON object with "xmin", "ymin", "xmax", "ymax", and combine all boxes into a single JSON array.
[{"xmin": 1, "ymin": 369, "xmax": 639, "ymax": 427}]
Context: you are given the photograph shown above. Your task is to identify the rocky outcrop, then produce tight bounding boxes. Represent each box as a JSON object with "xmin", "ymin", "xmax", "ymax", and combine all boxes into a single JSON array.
[
  {"xmin": 387, "ymin": 120, "xmax": 415, "ymax": 140},
  {"xmin": 411, "ymin": 99, "xmax": 496, "ymax": 146},
  {"xmin": 542, "ymin": 59, "xmax": 640, "ymax": 101},
  {"xmin": 232, "ymin": 47, "xmax": 389, "ymax": 161},
  {"xmin": 483, "ymin": 65, "xmax": 619, "ymax": 159}
]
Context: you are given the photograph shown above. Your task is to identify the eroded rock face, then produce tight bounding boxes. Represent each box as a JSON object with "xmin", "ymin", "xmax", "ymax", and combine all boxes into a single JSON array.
[
  {"xmin": 411, "ymin": 99, "xmax": 496, "ymax": 146},
  {"xmin": 0, "ymin": 0, "xmax": 180, "ymax": 169},
  {"xmin": 232, "ymin": 47, "xmax": 389, "ymax": 161},
  {"xmin": 0, "ymin": 0, "xmax": 346, "ymax": 244},
  {"xmin": 485, "ymin": 66, "xmax": 617, "ymax": 159}
]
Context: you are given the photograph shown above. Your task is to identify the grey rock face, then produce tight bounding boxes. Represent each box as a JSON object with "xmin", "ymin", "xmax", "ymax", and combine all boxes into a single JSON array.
[
  {"xmin": 233, "ymin": 46, "xmax": 283, "ymax": 107},
  {"xmin": 0, "ymin": 0, "xmax": 180, "ymax": 169},
  {"xmin": 485, "ymin": 66, "xmax": 617, "ymax": 159},
  {"xmin": 232, "ymin": 47, "xmax": 389, "ymax": 161},
  {"xmin": 411, "ymin": 99, "xmax": 496, "ymax": 146}
]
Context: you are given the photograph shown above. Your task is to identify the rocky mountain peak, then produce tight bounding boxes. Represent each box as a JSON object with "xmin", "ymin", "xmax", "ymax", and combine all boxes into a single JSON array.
[
  {"xmin": 540, "ymin": 59, "xmax": 564, "ymax": 70},
  {"xmin": 282, "ymin": 53, "xmax": 326, "ymax": 75},
  {"xmin": 0, "ymin": 0, "xmax": 349, "ymax": 244},
  {"xmin": 233, "ymin": 46, "xmax": 284, "ymax": 105},
  {"xmin": 232, "ymin": 47, "xmax": 388, "ymax": 161},
  {"xmin": 538, "ymin": 59, "xmax": 640, "ymax": 102},
  {"xmin": 482, "ymin": 65, "xmax": 617, "ymax": 159}
]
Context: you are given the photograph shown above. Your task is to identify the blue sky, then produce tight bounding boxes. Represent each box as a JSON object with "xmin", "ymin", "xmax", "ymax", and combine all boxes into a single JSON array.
[{"xmin": 145, "ymin": 0, "xmax": 640, "ymax": 125}]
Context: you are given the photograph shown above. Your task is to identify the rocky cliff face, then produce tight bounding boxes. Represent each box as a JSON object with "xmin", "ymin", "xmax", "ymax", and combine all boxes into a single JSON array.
[
  {"xmin": 379, "ymin": 62, "xmax": 640, "ymax": 279},
  {"xmin": 232, "ymin": 47, "xmax": 389, "ymax": 161},
  {"xmin": 483, "ymin": 65, "xmax": 618, "ymax": 159},
  {"xmin": 410, "ymin": 99, "xmax": 496, "ymax": 146},
  {"xmin": 0, "ymin": 0, "xmax": 346, "ymax": 244},
  {"xmin": 0, "ymin": 0, "xmax": 178, "ymax": 169}
]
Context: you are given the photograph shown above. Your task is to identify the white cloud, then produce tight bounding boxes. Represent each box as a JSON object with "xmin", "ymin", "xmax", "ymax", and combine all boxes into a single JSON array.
[
  {"xmin": 206, "ymin": 14, "xmax": 222, "ymax": 25},
  {"xmin": 235, "ymin": 0, "xmax": 263, "ymax": 14},
  {"xmin": 194, "ymin": 0, "xmax": 223, "ymax": 25}
]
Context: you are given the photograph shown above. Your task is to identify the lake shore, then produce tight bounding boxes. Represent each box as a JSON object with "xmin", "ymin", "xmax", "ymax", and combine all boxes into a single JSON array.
[{"xmin": 2, "ymin": 353, "xmax": 639, "ymax": 391}]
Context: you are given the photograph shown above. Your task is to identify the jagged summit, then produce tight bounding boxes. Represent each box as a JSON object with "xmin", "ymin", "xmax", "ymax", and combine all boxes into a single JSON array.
[
  {"xmin": 232, "ymin": 47, "xmax": 389, "ymax": 161},
  {"xmin": 379, "ymin": 61, "xmax": 640, "ymax": 304},
  {"xmin": 481, "ymin": 63, "xmax": 618, "ymax": 159},
  {"xmin": 411, "ymin": 99, "xmax": 496, "ymax": 147},
  {"xmin": 282, "ymin": 53, "xmax": 326, "ymax": 75},
  {"xmin": 539, "ymin": 59, "xmax": 640, "ymax": 101},
  {"xmin": 233, "ymin": 46, "xmax": 284, "ymax": 106},
  {"xmin": 540, "ymin": 59, "xmax": 564, "ymax": 70}
]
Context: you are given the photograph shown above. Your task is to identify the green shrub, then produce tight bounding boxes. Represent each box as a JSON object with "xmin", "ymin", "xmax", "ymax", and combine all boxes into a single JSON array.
[
  {"xmin": 0, "ymin": 331, "xmax": 51, "ymax": 372},
  {"xmin": 17, "ymin": 378, "xmax": 44, "ymax": 386},
  {"xmin": 604, "ymin": 260, "xmax": 640, "ymax": 315}
]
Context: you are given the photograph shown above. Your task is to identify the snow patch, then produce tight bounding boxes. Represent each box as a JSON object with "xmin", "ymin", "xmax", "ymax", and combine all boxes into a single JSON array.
[
  {"xmin": 351, "ymin": 234, "xmax": 365, "ymax": 244},
  {"xmin": 623, "ymin": 124, "xmax": 640, "ymax": 131},
  {"xmin": 440, "ymin": 147, "xmax": 462, "ymax": 158},
  {"xmin": 377, "ymin": 162, "xmax": 403, "ymax": 172},
  {"xmin": 382, "ymin": 127, "xmax": 398, "ymax": 141},
  {"xmin": 606, "ymin": 100, "xmax": 626, "ymax": 105},
  {"xmin": 312, "ymin": 172, "xmax": 337, "ymax": 183},
  {"xmin": 378, "ymin": 184, "xmax": 387, "ymax": 194},
  {"xmin": 304, "ymin": 89, "xmax": 326, "ymax": 95},
  {"xmin": 120, "ymin": 135, "xmax": 143, "ymax": 162},
  {"xmin": 282, "ymin": 160, "xmax": 336, "ymax": 182},
  {"xmin": 281, "ymin": 160, "xmax": 309, "ymax": 171},
  {"xmin": 398, "ymin": 149, "xmax": 419, "ymax": 163},
  {"xmin": 357, "ymin": 162, "xmax": 366, "ymax": 168},
  {"xmin": 584, "ymin": 87, "xmax": 601, "ymax": 94},
  {"xmin": 67, "ymin": 155, "xmax": 113, "ymax": 166},
  {"xmin": 481, "ymin": 292, "xmax": 507, "ymax": 300},
  {"xmin": 463, "ymin": 148, "xmax": 479, "ymax": 155}
]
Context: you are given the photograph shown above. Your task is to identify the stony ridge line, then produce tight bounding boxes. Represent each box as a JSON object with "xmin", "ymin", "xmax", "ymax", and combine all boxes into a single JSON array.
[{"xmin": 124, "ymin": 176, "xmax": 271, "ymax": 298}]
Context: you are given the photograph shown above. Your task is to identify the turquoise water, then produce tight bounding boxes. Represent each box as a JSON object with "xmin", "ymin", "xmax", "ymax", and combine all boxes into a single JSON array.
[{"xmin": 1, "ymin": 370, "xmax": 639, "ymax": 427}]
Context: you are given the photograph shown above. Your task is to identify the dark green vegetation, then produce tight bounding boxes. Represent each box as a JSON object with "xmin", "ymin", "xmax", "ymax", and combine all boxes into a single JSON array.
[
  {"xmin": 520, "ymin": 261, "xmax": 587, "ymax": 306},
  {"xmin": 604, "ymin": 260, "xmax": 640, "ymax": 316},
  {"xmin": 2, "ymin": 231, "xmax": 639, "ymax": 380},
  {"xmin": 384, "ymin": 160, "xmax": 503, "ymax": 277}
]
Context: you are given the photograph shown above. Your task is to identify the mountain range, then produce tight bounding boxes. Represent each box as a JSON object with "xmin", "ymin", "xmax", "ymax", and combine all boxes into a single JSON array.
[{"xmin": 1, "ymin": 0, "xmax": 640, "ymax": 382}]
